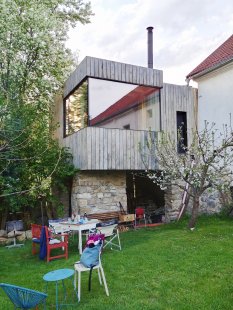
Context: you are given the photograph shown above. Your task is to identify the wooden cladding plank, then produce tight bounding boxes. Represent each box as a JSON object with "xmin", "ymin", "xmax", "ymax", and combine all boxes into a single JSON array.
[
  {"xmin": 98, "ymin": 127, "xmax": 104, "ymax": 169},
  {"xmin": 103, "ymin": 128, "xmax": 108, "ymax": 170},
  {"xmin": 101, "ymin": 59, "xmax": 107, "ymax": 79},
  {"xmin": 126, "ymin": 130, "xmax": 131, "ymax": 168},
  {"xmin": 110, "ymin": 61, "xmax": 115, "ymax": 80},
  {"xmin": 107, "ymin": 129, "xmax": 112, "ymax": 169},
  {"xmin": 118, "ymin": 129, "xmax": 124, "ymax": 169},
  {"xmin": 122, "ymin": 129, "xmax": 127, "ymax": 170},
  {"xmin": 106, "ymin": 60, "xmax": 111, "ymax": 80},
  {"xmin": 95, "ymin": 127, "xmax": 100, "ymax": 170},
  {"xmin": 86, "ymin": 127, "xmax": 92, "ymax": 169},
  {"xmin": 121, "ymin": 63, "xmax": 126, "ymax": 82},
  {"xmin": 111, "ymin": 129, "xmax": 116, "ymax": 169}
]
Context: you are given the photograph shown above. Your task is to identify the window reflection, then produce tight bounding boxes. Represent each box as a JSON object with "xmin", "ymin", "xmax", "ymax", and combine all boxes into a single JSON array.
[
  {"xmin": 64, "ymin": 78, "xmax": 160, "ymax": 136},
  {"xmin": 89, "ymin": 78, "xmax": 160, "ymax": 131},
  {"xmin": 64, "ymin": 81, "xmax": 88, "ymax": 136}
]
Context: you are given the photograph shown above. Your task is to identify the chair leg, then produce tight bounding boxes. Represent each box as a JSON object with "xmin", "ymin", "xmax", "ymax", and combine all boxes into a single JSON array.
[
  {"xmin": 100, "ymin": 266, "xmax": 109, "ymax": 296},
  {"xmin": 65, "ymin": 245, "xmax": 68, "ymax": 259},
  {"xmin": 47, "ymin": 248, "xmax": 50, "ymax": 263},
  {"xmin": 78, "ymin": 270, "xmax": 81, "ymax": 302},
  {"xmin": 117, "ymin": 230, "xmax": 121, "ymax": 250},
  {"xmin": 97, "ymin": 268, "xmax": 102, "ymax": 285},
  {"xmin": 74, "ymin": 270, "xmax": 77, "ymax": 289}
]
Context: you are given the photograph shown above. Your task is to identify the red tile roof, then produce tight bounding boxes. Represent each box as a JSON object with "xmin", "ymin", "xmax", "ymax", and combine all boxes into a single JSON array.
[
  {"xmin": 186, "ymin": 34, "xmax": 233, "ymax": 79},
  {"xmin": 90, "ymin": 86, "xmax": 158, "ymax": 126}
]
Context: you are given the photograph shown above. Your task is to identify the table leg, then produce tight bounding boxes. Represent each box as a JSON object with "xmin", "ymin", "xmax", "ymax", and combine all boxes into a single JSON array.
[
  {"xmin": 62, "ymin": 279, "xmax": 67, "ymax": 301},
  {"xmin": 79, "ymin": 229, "xmax": 82, "ymax": 254},
  {"xmin": 55, "ymin": 281, "xmax": 59, "ymax": 310}
]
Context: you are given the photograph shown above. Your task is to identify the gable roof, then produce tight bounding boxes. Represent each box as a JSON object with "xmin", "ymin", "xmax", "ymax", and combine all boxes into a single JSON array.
[
  {"xmin": 186, "ymin": 34, "xmax": 233, "ymax": 80},
  {"xmin": 90, "ymin": 86, "xmax": 157, "ymax": 126}
]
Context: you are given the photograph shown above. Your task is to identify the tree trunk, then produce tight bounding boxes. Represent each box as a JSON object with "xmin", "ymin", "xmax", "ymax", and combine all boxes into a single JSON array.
[
  {"xmin": 188, "ymin": 195, "xmax": 200, "ymax": 228},
  {"xmin": 0, "ymin": 204, "xmax": 8, "ymax": 230}
]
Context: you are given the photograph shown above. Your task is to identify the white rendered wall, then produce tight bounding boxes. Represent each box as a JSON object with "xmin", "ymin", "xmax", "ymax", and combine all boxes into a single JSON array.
[{"xmin": 197, "ymin": 64, "xmax": 233, "ymax": 131}]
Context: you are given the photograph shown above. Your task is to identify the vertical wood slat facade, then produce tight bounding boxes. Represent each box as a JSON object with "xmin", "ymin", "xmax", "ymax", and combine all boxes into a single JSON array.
[
  {"xmin": 63, "ymin": 56, "xmax": 163, "ymax": 98},
  {"xmin": 160, "ymin": 83, "xmax": 198, "ymax": 145},
  {"xmin": 61, "ymin": 127, "xmax": 158, "ymax": 171}
]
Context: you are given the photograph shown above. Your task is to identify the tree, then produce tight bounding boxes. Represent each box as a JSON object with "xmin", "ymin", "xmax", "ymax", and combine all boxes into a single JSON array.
[
  {"xmin": 0, "ymin": 0, "xmax": 93, "ymax": 223},
  {"xmin": 142, "ymin": 121, "xmax": 233, "ymax": 228}
]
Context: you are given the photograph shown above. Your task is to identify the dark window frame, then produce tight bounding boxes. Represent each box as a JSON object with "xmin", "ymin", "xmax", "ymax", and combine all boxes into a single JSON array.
[{"xmin": 176, "ymin": 111, "xmax": 187, "ymax": 153}]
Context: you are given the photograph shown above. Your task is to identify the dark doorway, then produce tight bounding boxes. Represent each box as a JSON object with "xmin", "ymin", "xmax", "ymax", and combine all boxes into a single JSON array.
[{"xmin": 126, "ymin": 171, "xmax": 165, "ymax": 222}]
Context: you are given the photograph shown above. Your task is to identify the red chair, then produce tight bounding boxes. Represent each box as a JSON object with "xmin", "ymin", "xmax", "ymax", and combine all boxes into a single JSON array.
[
  {"xmin": 135, "ymin": 208, "xmax": 147, "ymax": 227},
  {"xmin": 31, "ymin": 224, "xmax": 69, "ymax": 262},
  {"xmin": 44, "ymin": 226, "xmax": 69, "ymax": 263}
]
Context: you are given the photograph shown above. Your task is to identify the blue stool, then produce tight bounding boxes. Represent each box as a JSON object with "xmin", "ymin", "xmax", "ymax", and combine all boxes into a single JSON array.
[{"xmin": 43, "ymin": 269, "xmax": 75, "ymax": 309}]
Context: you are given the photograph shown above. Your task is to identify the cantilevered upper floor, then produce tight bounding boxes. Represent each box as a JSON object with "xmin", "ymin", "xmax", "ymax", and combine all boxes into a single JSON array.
[{"xmin": 53, "ymin": 56, "xmax": 197, "ymax": 171}]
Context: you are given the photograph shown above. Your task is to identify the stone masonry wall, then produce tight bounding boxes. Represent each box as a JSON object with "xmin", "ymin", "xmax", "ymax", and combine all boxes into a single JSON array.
[
  {"xmin": 71, "ymin": 171, "xmax": 127, "ymax": 215},
  {"xmin": 164, "ymin": 185, "xmax": 183, "ymax": 222},
  {"xmin": 164, "ymin": 184, "xmax": 227, "ymax": 222}
]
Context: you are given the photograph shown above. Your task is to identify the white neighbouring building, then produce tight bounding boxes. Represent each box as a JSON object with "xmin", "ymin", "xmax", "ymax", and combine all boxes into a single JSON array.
[
  {"xmin": 186, "ymin": 34, "xmax": 233, "ymax": 213},
  {"xmin": 186, "ymin": 34, "xmax": 233, "ymax": 131}
]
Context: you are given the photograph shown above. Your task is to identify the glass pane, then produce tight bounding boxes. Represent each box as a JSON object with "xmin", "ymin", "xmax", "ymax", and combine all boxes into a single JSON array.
[
  {"xmin": 64, "ymin": 80, "xmax": 88, "ymax": 136},
  {"xmin": 88, "ymin": 78, "xmax": 160, "ymax": 131}
]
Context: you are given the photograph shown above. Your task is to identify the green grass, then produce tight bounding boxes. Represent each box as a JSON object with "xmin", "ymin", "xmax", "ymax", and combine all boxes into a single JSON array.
[{"xmin": 0, "ymin": 216, "xmax": 233, "ymax": 309}]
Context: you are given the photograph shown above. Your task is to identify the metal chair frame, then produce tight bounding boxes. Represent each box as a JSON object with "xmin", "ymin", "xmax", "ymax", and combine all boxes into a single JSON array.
[
  {"xmin": 97, "ymin": 224, "xmax": 121, "ymax": 251},
  {"xmin": 0, "ymin": 283, "xmax": 47, "ymax": 309},
  {"xmin": 6, "ymin": 221, "xmax": 24, "ymax": 249}
]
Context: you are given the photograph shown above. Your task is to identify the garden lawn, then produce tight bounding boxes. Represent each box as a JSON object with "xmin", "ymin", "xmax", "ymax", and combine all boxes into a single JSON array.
[{"xmin": 0, "ymin": 216, "xmax": 232, "ymax": 310}]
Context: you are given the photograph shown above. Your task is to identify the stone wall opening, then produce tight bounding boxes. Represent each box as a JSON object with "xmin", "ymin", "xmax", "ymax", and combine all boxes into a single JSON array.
[{"xmin": 126, "ymin": 172, "xmax": 165, "ymax": 223}]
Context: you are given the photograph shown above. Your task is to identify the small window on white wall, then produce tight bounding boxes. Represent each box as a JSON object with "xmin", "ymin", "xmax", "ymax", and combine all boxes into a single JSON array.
[{"xmin": 123, "ymin": 124, "xmax": 130, "ymax": 129}]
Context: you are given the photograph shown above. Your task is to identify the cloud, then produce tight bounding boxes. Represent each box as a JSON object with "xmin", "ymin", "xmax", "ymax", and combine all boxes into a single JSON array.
[{"xmin": 67, "ymin": 0, "xmax": 233, "ymax": 84}]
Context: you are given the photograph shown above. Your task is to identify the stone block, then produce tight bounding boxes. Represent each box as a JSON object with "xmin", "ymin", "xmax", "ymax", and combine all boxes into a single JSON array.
[
  {"xmin": 79, "ymin": 200, "xmax": 87, "ymax": 207},
  {"xmin": 0, "ymin": 230, "xmax": 7, "ymax": 237},
  {"xmin": 0, "ymin": 237, "xmax": 8, "ymax": 245},
  {"xmin": 80, "ymin": 193, "xmax": 92, "ymax": 199},
  {"xmin": 8, "ymin": 230, "xmax": 23, "ymax": 238},
  {"xmin": 26, "ymin": 230, "xmax": 32, "ymax": 239},
  {"xmin": 17, "ymin": 233, "xmax": 26, "ymax": 241}
]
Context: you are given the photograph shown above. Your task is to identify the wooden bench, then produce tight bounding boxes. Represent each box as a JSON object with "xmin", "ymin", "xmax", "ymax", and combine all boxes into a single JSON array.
[
  {"xmin": 86, "ymin": 211, "xmax": 135, "ymax": 227},
  {"xmin": 87, "ymin": 211, "xmax": 122, "ymax": 222}
]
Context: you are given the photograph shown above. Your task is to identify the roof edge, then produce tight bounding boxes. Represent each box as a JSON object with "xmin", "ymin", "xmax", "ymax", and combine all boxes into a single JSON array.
[{"xmin": 186, "ymin": 57, "xmax": 233, "ymax": 81}]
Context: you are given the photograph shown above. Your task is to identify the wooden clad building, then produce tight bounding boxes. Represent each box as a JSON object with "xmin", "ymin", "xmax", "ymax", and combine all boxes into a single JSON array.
[{"xmin": 53, "ymin": 56, "xmax": 197, "ymax": 220}]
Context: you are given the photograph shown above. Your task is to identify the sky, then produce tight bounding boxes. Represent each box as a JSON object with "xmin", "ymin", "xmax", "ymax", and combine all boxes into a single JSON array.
[{"xmin": 67, "ymin": 0, "xmax": 233, "ymax": 86}]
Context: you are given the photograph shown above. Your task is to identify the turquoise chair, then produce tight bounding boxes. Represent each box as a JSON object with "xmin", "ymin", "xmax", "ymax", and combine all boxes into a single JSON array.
[{"xmin": 0, "ymin": 283, "xmax": 47, "ymax": 309}]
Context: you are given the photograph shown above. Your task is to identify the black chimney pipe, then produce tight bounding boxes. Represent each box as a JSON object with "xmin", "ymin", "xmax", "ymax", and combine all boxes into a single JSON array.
[{"xmin": 147, "ymin": 26, "xmax": 153, "ymax": 68}]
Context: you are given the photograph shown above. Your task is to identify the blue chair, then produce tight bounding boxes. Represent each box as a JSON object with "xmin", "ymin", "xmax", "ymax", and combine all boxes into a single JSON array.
[{"xmin": 0, "ymin": 283, "xmax": 47, "ymax": 309}]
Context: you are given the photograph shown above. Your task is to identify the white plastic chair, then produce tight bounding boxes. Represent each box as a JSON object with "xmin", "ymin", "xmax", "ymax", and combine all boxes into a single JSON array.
[
  {"xmin": 74, "ymin": 253, "xmax": 109, "ymax": 302},
  {"xmin": 97, "ymin": 224, "xmax": 121, "ymax": 251}
]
